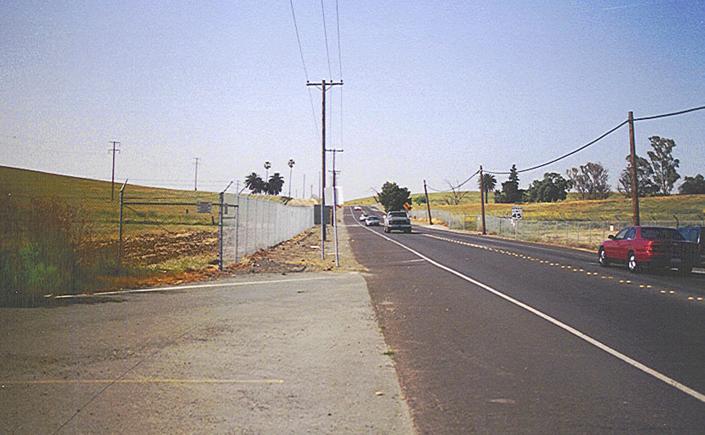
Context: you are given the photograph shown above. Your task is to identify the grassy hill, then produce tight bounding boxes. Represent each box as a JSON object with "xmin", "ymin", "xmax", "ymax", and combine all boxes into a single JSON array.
[
  {"xmin": 0, "ymin": 165, "xmax": 223, "ymax": 236},
  {"xmin": 347, "ymin": 190, "xmax": 705, "ymax": 222},
  {"xmin": 0, "ymin": 165, "xmax": 308, "ymax": 302}
]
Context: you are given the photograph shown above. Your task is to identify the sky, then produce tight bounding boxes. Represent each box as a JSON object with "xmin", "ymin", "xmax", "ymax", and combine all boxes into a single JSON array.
[{"xmin": 1, "ymin": 0, "xmax": 704, "ymax": 200}]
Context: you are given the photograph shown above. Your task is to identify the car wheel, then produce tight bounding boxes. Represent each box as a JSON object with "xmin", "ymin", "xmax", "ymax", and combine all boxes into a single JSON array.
[
  {"xmin": 598, "ymin": 247, "xmax": 609, "ymax": 267},
  {"xmin": 627, "ymin": 252, "xmax": 640, "ymax": 273}
]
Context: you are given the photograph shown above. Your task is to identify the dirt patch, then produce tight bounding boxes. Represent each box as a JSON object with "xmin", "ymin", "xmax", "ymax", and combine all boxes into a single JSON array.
[
  {"xmin": 122, "ymin": 229, "xmax": 218, "ymax": 265},
  {"xmin": 102, "ymin": 220, "xmax": 363, "ymax": 292}
]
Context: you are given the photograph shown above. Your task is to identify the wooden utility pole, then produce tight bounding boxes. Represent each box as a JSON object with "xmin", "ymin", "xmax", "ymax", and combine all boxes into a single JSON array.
[
  {"xmin": 307, "ymin": 79, "xmax": 343, "ymax": 259},
  {"xmin": 109, "ymin": 141, "xmax": 120, "ymax": 201},
  {"xmin": 193, "ymin": 157, "xmax": 200, "ymax": 191},
  {"xmin": 479, "ymin": 166, "xmax": 487, "ymax": 235},
  {"xmin": 423, "ymin": 179, "xmax": 432, "ymax": 225},
  {"xmin": 628, "ymin": 111, "xmax": 640, "ymax": 226}
]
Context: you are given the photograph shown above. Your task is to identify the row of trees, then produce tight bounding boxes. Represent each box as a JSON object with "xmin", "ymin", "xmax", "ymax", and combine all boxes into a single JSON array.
[
  {"xmin": 490, "ymin": 135, "xmax": 704, "ymax": 203},
  {"xmin": 244, "ymin": 172, "xmax": 285, "ymax": 195}
]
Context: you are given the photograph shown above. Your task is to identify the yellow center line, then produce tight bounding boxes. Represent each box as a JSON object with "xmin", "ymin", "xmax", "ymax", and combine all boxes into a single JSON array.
[{"xmin": 0, "ymin": 378, "xmax": 285, "ymax": 385}]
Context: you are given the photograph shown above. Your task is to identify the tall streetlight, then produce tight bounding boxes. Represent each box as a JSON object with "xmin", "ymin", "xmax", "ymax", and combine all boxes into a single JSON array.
[
  {"xmin": 287, "ymin": 159, "xmax": 295, "ymax": 198},
  {"xmin": 264, "ymin": 161, "xmax": 271, "ymax": 180}
]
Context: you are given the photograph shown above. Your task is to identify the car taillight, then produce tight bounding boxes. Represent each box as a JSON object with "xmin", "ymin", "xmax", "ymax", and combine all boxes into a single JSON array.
[{"xmin": 647, "ymin": 241, "xmax": 666, "ymax": 253}]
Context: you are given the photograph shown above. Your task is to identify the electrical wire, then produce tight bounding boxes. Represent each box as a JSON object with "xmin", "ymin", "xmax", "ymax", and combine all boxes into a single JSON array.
[
  {"xmin": 288, "ymin": 0, "xmax": 321, "ymax": 139},
  {"xmin": 320, "ymin": 0, "xmax": 334, "ymax": 79},
  {"xmin": 455, "ymin": 169, "xmax": 480, "ymax": 189},
  {"xmin": 486, "ymin": 120, "xmax": 628, "ymax": 175},
  {"xmin": 426, "ymin": 169, "xmax": 480, "ymax": 193},
  {"xmin": 335, "ymin": 0, "xmax": 344, "ymax": 149},
  {"xmin": 633, "ymin": 104, "xmax": 705, "ymax": 121}
]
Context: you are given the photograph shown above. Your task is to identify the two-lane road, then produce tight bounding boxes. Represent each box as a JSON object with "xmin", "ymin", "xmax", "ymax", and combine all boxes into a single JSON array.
[{"xmin": 347, "ymin": 206, "xmax": 705, "ymax": 433}]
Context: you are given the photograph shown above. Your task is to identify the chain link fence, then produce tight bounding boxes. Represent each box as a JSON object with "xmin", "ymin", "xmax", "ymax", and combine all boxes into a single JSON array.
[
  {"xmin": 481, "ymin": 216, "xmax": 704, "ymax": 249},
  {"xmin": 222, "ymin": 194, "xmax": 315, "ymax": 263},
  {"xmin": 409, "ymin": 209, "xmax": 477, "ymax": 231},
  {"xmin": 410, "ymin": 207, "xmax": 703, "ymax": 250}
]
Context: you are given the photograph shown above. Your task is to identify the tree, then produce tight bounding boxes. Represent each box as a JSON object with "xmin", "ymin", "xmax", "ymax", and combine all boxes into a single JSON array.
[
  {"xmin": 444, "ymin": 181, "xmax": 469, "ymax": 205},
  {"xmin": 566, "ymin": 162, "xmax": 610, "ymax": 200},
  {"xmin": 526, "ymin": 172, "xmax": 572, "ymax": 202},
  {"xmin": 245, "ymin": 172, "xmax": 265, "ymax": 194},
  {"xmin": 376, "ymin": 182, "xmax": 411, "ymax": 212},
  {"xmin": 679, "ymin": 174, "xmax": 705, "ymax": 195},
  {"xmin": 495, "ymin": 165, "xmax": 524, "ymax": 203},
  {"xmin": 617, "ymin": 155, "xmax": 659, "ymax": 197},
  {"xmin": 646, "ymin": 136, "xmax": 680, "ymax": 195},
  {"xmin": 413, "ymin": 194, "xmax": 427, "ymax": 205},
  {"xmin": 266, "ymin": 173, "xmax": 285, "ymax": 195},
  {"xmin": 478, "ymin": 173, "xmax": 497, "ymax": 204}
]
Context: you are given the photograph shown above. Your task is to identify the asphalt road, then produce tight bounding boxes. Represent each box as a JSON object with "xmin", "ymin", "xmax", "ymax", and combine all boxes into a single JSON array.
[
  {"xmin": 0, "ymin": 272, "xmax": 412, "ymax": 434},
  {"xmin": 347, "ymin": 206, "xmax": 705, "ymax": 433}
]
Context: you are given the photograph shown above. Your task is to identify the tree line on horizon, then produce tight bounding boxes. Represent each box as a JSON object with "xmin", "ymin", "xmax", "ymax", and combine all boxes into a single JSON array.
[{"xmin": 484, "ymin": 135, "xmax": 705, "ymax": 204}]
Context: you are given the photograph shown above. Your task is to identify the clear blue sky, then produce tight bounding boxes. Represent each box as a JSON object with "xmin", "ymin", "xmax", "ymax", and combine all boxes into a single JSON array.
[{"xmin": 1, "ymin": 0, "xmax": 704, "ymax": 199}]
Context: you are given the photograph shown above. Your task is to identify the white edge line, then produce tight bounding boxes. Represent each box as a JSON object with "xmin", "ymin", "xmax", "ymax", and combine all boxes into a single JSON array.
[
  {"xmin": 349, "ymin": 207, "xmax": 705, "ymax": 404},
  {"xmin": 52, "ymin": 276, "xmax": 336, "ymax": 299}
]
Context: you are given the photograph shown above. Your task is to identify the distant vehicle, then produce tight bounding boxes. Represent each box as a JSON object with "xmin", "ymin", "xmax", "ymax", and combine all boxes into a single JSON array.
[
  {"xmin": 384, "ymin": 211, "xmax": 412, "ymax": 233},
  {"xmin": 360, "ymin": 212, "xmax": 368, "ymax": 221},
  {"xmin": 677, "ymin": 225, "xmax": 704, "ymax": 267},
  {"xmin": 365, "ymin": 216, "xmax": 381, "ymax": 226},
  {"xmin": 354, "ymin": 206, "xmax": 362, "ymax": 211},
  {"xmin": 598, "ymin": 226, "xmax": 698, "ymax": 274}
]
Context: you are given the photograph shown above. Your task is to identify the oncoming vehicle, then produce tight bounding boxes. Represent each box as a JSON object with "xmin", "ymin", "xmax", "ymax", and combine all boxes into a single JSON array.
[
  {"xmin": 365, "ymin": 216, "xmax": 381, "ymax": 226},
  {"xmin": 598, "ymin": 226, "xmax": 698, "ymax": 274},
  {"xmin": 384, "ymin": 211, "xmax": 412, "ymax": 233},
  {"xmin": 353, "ymin": 206, "xmax": 362, "ymax": 211},
  {"xmin": 677, "ymin": 225, "xmax": 704, "ymax": 267}
]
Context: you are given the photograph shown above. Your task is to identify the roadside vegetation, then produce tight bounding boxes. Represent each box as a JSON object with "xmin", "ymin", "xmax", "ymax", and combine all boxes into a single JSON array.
[{"xmin": 0, "ymin": 165, "xmax": 309, "ymax": 304}]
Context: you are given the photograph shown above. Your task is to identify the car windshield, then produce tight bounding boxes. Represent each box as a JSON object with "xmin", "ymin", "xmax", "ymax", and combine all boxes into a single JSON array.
[
  {"xmin": 389, "ymin": 212, "xmax": 407, "ymax": 217},
  {"xmin": 641, "ymin": 228, "xmax": 685, "ymax": 241},
  {"xmin": 678, "ymin": 228, "xmax": 700, "ymax": 243}
]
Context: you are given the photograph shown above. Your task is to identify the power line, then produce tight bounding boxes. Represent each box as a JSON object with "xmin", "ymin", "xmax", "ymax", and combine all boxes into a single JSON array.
[
  {"xmin": 288, "ymin": 0, "xmax": 321, "ymax": 139},
  {"xmin": 335, "ymin": 0, "xmax": 343, "ymax": 78},
  {"xmin": 633, "ymin": 104, "xmax": 705, "ymax": 121},
  {"xmin": 427, "ymin": 169, "xmax": 480, "ymax": 193},
  {"xmin": 486, "ymin": 120, "xmax": 628, "ymax": 175},
  {"xmin": 335, "ymin": 0, "xmax": 344, "ymax": 150},
  {"xmin": 320, "ymin": 0, "xmax": 334, "ymax": 79}
]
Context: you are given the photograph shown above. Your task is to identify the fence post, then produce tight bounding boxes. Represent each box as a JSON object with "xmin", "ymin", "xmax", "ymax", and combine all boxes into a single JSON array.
[
  {"xmin": 117, "ymin": 181, "xmax": 127, "ymax": 273},
  {"xmin": 218, "ymin": 192, "xmax": 224, "ymax": 271},
  {"xmin": 235, "ymin": 195, "xmax": 241, "ymax": 262}
]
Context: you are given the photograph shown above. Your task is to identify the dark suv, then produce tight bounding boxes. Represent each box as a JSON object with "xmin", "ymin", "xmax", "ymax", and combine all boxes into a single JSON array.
[
  {"xmin": 678, "ymin": 226, "xmax": 704, "ymax": 267},
  {"xmin": 384, "ymin": 211, "xmax": 412, "ymax": 233}
]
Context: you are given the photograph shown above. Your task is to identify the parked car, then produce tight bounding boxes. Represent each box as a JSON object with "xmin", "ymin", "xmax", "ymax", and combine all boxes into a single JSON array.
[
  {"xmin": 384, "ymin": 211, "xmax": 412, "ymax": 233},
  {"xmin": 365, "ymin": 216, "xmax": 381, "ymax": 226},
  {"xmin": 598, "ymin": 226, "xmax": 698, "ymax": 274},
  {"xmin": 678, "ymin": 225, "xmax": 704, "ymax": 267}
]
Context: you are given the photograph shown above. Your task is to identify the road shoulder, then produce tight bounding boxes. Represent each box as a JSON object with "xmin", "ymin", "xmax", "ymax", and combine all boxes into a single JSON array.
[{"xmin": 0, "ymin": 272, "xmax": 413, "ymax": 433}]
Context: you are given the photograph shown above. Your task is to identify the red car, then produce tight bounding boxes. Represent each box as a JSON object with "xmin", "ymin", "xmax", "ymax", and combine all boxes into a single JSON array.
[{"xmin": 598, "ymin": 226, "xmax": 698, "ymax": 274}]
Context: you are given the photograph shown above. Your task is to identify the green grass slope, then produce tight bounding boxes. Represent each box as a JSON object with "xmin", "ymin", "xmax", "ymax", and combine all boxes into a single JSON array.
[{"xmin": 347, "ymin": 189, "xmax": 705, "ymax": 222}]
